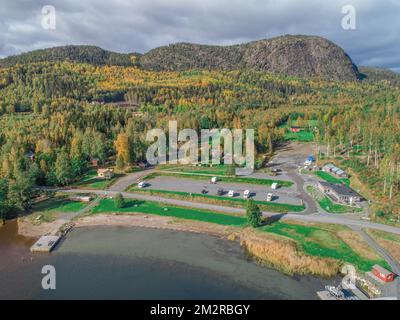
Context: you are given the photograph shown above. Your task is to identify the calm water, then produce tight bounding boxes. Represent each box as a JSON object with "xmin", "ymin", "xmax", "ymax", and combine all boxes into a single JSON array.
[{"xmin": 0, "ymin": 220, "xmax": 330, "ymax": 299}]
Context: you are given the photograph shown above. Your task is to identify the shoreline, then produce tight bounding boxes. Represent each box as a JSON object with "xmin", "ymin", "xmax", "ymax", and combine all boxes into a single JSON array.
[{"xmin": 16, "ymin": 213, "xmax": 341, "ymax": 277}]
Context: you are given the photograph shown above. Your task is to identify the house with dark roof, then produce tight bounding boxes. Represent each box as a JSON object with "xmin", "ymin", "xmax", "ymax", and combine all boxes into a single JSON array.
[
  {"xmin": 317, "ymin": 181, "xmax": 362, "ymax": 205},
  {"xmin": 322, "ymin": 163, "xmax": 348, "ymax": 178}
]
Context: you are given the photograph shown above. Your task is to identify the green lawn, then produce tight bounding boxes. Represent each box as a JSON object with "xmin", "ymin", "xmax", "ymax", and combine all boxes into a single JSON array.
[
  {"xmin": 261, "ymin": 222, "xmax": 389, "ymax": 272},
  {"xmin": 72, "ymin": 170, "xmax": 122, "ymax": 189},
  {"xmin": 142, "ymin": 171, "xmax": 293, "ymax": 187},
  {"xmin": 367, "ymin": 229, "xmax": 400, "ymax": 243},
  {"xmin": 318, "ymin": 196, "xmax": 361, "ymax": 214},
  {"xmin": 163, "ymin": 164, "xmax": 229, "ymax": 176},
  {"xmin": 91, "ymin": 198, "xmax": 247, "ymax": 226},
  {"xmin": 314, "ymin": 171, "xmax": 350, "ymax": 186},
  {"xmin": 129, "ymin": 187, "xmax": 305, "ymax": 213},
  {"xmin": 30, "ymin": 196, "xmax": 87, "ymax": 223},
  {"xmin": 284, "ymin": 130, "xmax": 314, "ymax": 142}
]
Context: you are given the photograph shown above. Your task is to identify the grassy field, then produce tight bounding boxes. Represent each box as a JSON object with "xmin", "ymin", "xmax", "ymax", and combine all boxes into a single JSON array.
[
  {"xmin": 30, "ymin": 196, "xmax": 87, "ymax": 223},
  {"xmin": 314, "ymin": 170, "xmax": 350, "ymax": 186},
  {"xmin": 91, "ymin": 198, "xmax": 247, "ymax": 226},
  {"xmin": 284, "ymin": 130, "xmax": 314, "ymax": 142},
  {"xmin": 280, "ymin": 119, "xmax": 318, "ymax": 142},
  {"xmin": 129, "ymin": 187, "xmax": 305, "ymax": 213},
  {"xmin": 318, "ymin": 196, "xmax": 362, "ymax": 214},
  {"xmin": 72, "ymin": 169, "xmax": 122, "ymax": 189},
  {"xmin": 142, "ymin": 171, "xmax": 293, "ymax": 187},
  {"xmin": 163, "ymin": 164, "xmax": 229, "ymax": 176},
  {"xmin": 261, "ymin": 222, "xmax": 389, "ymax": 272}
]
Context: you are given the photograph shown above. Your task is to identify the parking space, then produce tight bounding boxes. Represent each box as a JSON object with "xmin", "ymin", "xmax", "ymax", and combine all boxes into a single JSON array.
[{"xmin": 140, "ymin": 175, "xmax": 302, "ymax": 205}]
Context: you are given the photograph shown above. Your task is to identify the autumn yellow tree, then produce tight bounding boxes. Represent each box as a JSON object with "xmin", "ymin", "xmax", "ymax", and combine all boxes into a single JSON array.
[{"xmin": 114, "ymin": 133, "xmax": 130, "ymax": 170}]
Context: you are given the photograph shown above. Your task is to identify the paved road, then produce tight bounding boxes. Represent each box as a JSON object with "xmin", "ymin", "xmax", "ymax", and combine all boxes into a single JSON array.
[
  {"xmin": 108, "ymin": 168, "xmax": 155, "ymax": 192},
  {"xmin": 285, "ymin": 168, "xmax": 319, "ymax": 214},
  {"xmin": 60, "ymin": 187, "xmax": 400, "ymax": 236}
]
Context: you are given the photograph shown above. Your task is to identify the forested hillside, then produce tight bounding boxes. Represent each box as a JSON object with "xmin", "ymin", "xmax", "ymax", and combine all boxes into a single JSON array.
[{"xmin": 0, "ymin": 45, "xmax": 139, "ymax": 68}]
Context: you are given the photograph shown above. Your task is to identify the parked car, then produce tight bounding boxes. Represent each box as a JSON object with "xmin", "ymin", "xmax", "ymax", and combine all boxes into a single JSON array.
[
  {"xmin": 138, "ymin": 181, "xmax": 148, "ymax": 188},
  {"xmin": 271, "ymin": 182, "xmax": 279, "ymax": 190},
  {"xmin": 217, "ymin": 188, "xmax": 224, "ymax": 196},
  {"xmin": 228, "ymin": 190, "xmax": 235, "ymax": 197},
  {"xmin": 211, "ymin": 176, "xmax": 218, "ymax": 184},
  {"xmin": 266, "ymin": 193, "xmax": 273, "ymax": 202},
  {"xmin": 243, "ymin": 190, "xmax": 251, "ymax": 199}
]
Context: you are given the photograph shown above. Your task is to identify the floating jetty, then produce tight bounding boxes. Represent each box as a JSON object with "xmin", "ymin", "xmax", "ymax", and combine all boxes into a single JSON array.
[
  {"xmin": 30, "ymin": 235, "xmax": 61, "ymax": 253},
  {"xmin": 317, "ymin": 291, "xmax": 337, "ymax": 300}
]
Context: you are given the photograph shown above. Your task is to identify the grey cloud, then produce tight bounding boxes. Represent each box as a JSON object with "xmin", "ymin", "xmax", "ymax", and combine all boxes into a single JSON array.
[{"xmin": 0, "ymin": 0, "xmax": 398, "ymax": 71}]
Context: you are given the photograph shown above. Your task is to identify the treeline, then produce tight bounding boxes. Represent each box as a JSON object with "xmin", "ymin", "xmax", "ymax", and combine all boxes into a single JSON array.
[{"xmin": 0, "ymin": 45, "xmax": 139, "ymax": 68}]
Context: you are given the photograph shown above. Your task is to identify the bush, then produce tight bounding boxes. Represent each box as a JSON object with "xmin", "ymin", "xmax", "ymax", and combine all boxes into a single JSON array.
[
  {"xmin": 246, "ymin": 199, "xmax": 262, "ymax": 228},
  {"xmin": 114, "ymin": 193, "xmax": 125, "ymax": 208}
]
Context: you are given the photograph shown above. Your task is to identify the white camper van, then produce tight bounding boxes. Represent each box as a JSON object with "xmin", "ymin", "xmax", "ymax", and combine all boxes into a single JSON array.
[{"xmin": 138, "ymin": 181, "xmax": 148, "ymax": 188}]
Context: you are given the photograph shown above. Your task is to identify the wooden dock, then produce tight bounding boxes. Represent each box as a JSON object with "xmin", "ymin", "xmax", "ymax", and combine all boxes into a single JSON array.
[
  {"xmin": 30, "ymin": 235, "xmax": 61, "ymax": 253},
  {"xmin": 317, "ymin": 291, "xmax": 337, "ymax": 300}
]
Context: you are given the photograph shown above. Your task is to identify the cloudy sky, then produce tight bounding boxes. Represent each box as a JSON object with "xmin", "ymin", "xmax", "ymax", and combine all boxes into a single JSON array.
[{"xmin": 0, "ymin": 0, "xmax": 399, "ymax": 71}]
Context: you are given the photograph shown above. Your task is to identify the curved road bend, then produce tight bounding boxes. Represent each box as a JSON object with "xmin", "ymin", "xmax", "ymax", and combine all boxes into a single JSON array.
[
  {"xmin": 108, "ymin": 168, "xmax": 156, "ymax": 192},
  {"xmin": 285, "ymin": 168, "xmax": 319, "ymax": 214}
]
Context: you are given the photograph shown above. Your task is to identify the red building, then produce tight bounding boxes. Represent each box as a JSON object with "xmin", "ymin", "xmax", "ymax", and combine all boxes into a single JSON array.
[
  {"xmin": 372, "ymin": 265, "xmax": 395, "ymax": 283},
  {"xmin": 290, "ymin": 126, "xmax": 302, "ymax": 133}
]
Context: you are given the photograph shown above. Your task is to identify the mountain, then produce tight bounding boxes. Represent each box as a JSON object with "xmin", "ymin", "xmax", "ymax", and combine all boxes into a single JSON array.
[
  {"xmin": 0, "ymin": 35, "xmax": 361, "ymax": 81},
  {"xmin": 0, "ymin": 45, "xmax": 139, "ymax": 67},
  {"xmin": 141, "ymin": 35, "xmax": 360, "ymax": 81}
]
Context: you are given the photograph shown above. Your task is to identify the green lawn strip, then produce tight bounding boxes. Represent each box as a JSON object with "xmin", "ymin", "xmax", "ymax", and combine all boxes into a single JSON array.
[
  {"xmin": 91, "ymin": 198, "xmax": 247, "ymax": 226},
  {"xmin": 143, "ymin": 171, "xmax": 293, "ymax": 187},
  {"xmin": 261, "ymin": 222, "xmax": 389, "ymax": 272},
  {"xmin": 314, "ymin": 171, "xmax": 350, "ymax": 186},
  {"xmin": 284, "ymin": 130, "xmax": 314, "ymax": 142},
  {"xmin": 318, "ymin": 196, "xmax": 362, "ymax": 214},
  {"xmin": 366, "ymin": 229, "xmax": 400, "ymax": 244},
  {"xmin": 129, "ymin": 187, "xmax": 305, "ymax": 213},
  {"xmin": 30, "ymin": 196, "xmax": 86, "ymax": 223},
  {"xmin": 72, "ymin": 173, "xmax": 122, "ymax": 189},
  {"xmin": 163, "ymin": 165, "xmax": 228, "ymax": 175}
]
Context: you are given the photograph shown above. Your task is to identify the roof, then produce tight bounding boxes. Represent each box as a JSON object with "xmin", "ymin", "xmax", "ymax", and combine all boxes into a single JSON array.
[
  {"xmin": 307, "ymin": 155, "xmax": 315, "ymax": 161},
  {"xmin": 98, "ymin": 168, "xmax": 114, "ymax": 173},
  {"xmin": 323, "ymin": 163, "xmax": 335, "ymax": 169},
  {"xmin": 319, "ymin": 181, "xmax": 361, "ymax": 198},
  {"xmin": 373, "ymin": 264, "xmax": 393, "ymax": 276}
]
